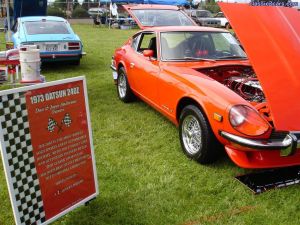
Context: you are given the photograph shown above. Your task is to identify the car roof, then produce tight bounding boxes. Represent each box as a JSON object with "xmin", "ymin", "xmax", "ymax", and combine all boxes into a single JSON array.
[
  {"xmin": 19, "ymin": 16, "xmax": 67, "ymax": 22},
  {"xmin": 142, "ymin": 26, "xmax": 228, "ymax": 33}
]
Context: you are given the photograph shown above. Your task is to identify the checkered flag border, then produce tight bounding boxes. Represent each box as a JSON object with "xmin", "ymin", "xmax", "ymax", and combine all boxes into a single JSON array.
[{"xmin": 0, "ymin": 92, "xmax": 46, "ymax": 225}]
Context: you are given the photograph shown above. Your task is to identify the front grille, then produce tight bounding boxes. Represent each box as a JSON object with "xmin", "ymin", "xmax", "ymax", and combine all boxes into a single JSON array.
[
  {"xmin": 294, "ymin": 132, "xmax": 300, "ymax": 139},
  {"xmin": 269, "ymin": 131, "xmax": 289, "ymax": 140},
  {"xmin": 270, "ymin": 131, "xmax": 300, "ymax": 140},
  {"xmin": 206, "ymin": 22, "xmax": 218, "ymax": 25}
]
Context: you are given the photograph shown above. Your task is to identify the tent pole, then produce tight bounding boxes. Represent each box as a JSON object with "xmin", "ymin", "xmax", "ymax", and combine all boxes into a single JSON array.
[{"xmin": 109, "ymin": 1, "xmax": 111, "ymax": 29}]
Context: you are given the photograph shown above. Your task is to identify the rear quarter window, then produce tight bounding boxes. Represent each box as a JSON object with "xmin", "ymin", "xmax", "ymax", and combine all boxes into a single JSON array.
[
  {"xmin": 131, "ymin": 34, "xmax": 141, "ymax": 51},
  {"xmin": 138, "ymin": 33, "xmax": 156, "ymax": 50}
]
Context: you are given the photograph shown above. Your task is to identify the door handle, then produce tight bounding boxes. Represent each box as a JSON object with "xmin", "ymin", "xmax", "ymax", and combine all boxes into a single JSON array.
[{"xmin": 130, "ymin": 63, "xmax": 135, "ymax": 68}]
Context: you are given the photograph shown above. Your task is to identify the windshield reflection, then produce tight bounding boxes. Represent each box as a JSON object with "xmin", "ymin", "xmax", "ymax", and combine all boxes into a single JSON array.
[{"xmin": 161, "ymin": 32, "xmax": 247, "ymax": 61}]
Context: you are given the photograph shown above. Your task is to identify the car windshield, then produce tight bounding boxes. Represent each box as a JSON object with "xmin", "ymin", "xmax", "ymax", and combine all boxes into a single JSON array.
[
  {"xmin": 24, "ymin": 21, "xmax": 70, "ymax": 35},
  {"xmin": 161, "ymin": 31, "xmax": 247, "ymax": 61},
  {"xmin": 197, "ymin": 11, "xmax": 212, "ymax": 17},
  {"xmin": 131, "ymin": 9, "xmax": 194, "ymax": 27}
]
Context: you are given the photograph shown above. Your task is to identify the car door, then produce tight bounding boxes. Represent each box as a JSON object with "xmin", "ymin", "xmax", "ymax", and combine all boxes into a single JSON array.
[
  {"xmin": 127, "ymin": 32, "xmax": 160, "ymax": 105},
  {"xmin": 156, "ymin": 33, "xmax": 186, "ymax": 120}
]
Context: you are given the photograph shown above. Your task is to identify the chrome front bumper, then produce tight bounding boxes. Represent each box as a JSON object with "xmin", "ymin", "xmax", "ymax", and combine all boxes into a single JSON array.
[
  {"xmin": 110, "ymin": 64, "xmax": 118, "ymax": 84},
  {"xmin": 110, "ymin": 65, "xmax": 117, "ymax": 71},
  {"xmin": 219, "ymin": 131, "xmax": 300, "ymax": 156}
]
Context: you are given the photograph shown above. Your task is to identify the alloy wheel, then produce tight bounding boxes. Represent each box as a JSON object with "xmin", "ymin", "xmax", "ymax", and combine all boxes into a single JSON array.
[{"xmin": 181, "ymin": 115, "xmax": 202, "ymax": 155}]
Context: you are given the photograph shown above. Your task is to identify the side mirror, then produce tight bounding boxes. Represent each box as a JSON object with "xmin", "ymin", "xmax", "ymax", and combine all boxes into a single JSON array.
[{"xmin": 143, "ymin": 50, "xmax": 154, "ymax": 58}]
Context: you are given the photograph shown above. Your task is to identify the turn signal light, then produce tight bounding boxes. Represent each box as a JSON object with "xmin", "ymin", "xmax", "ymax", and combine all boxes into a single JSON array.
[{"xmin": 229, "ymin": 105, "xmax": 270, "ymax": 136}]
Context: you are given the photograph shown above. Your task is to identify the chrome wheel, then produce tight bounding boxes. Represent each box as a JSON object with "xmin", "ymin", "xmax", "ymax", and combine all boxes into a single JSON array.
[
  {"xmin": 181, "ymin": 114, "xmax": 202, "ymax": 155},
  {"xmin": 179, "ymin": 105, "xmax": 220, "ymax": 164},
  {"xmin": 118, "ymin": 73, "xmax": 127, "ymax": 98},
  {"xmin": 117, "ymin": 67, "xmax": 135, "ymax": 103}
]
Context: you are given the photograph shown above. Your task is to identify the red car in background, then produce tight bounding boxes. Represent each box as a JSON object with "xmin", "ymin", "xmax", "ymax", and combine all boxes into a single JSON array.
[{"xmin": 111, "ymin": 3, "xmax": 300, "ymax": 169}]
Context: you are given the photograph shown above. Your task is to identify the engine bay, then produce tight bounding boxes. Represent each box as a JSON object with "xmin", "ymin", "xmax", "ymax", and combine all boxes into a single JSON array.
[{"xmin": 197, "ymin": 65, "xmax": 273, "ymax": 123}]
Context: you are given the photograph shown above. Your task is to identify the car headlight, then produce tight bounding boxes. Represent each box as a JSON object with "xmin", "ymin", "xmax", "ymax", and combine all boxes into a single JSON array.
[{"xmin": 229, "ymin": 105, "xmax": 270, "ymax": 136}]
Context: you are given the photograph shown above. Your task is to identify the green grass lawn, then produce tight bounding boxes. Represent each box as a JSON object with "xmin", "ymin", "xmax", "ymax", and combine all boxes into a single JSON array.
[{"xmin": 1, "ymin": 25, "xmax": 300, "ymax": 225}]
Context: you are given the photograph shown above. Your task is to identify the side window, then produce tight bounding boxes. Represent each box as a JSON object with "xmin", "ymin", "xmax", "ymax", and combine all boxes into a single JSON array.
[
  {"xmin": 131, "ymin": 33, "xmax": 141, "ymax": 51},
  {"xmin": 191, "ymin": 11, "xmax": 196, "ymax": 17},
  {"xmin": 137, "ymin": 33, "xmax": 157, "ymax": 58}
]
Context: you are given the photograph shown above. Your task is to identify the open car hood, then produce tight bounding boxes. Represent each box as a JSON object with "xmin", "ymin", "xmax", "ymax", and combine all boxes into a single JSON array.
[
  {"xmin": 219, "ymin": 3, "xmax": 300, "ymax": 131},
  {"xmin": 123, "ymin": 4, "xmax": 196, "ymax": 29}
]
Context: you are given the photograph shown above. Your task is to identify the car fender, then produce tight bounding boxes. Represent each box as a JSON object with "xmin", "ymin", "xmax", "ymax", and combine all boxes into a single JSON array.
[
  {"xmin": 114, "ymin": 47, "xmax": 137, "ymax": 89},
  {"xmin": 176, "ymin": 91, "xmax": 229, "ymax": 142},
  {"xmin": 74, "ymin": 34, "xmax": 81, "ymax": 41},
  {"xmin": 117, "ymin": 60, "xmax": 127, "ymax": 74},
  {"xmin": 160, "ymin": 65, "xmax": 230, "ymax": 126},
  {"xmin": 116, "ymin": 59, "xmax": 135, "ymax": 88},
  {"xmin": 14, "ymin": 20, "xmax": 27, "ymax": 47},
  {"xmin": 171, "ymin": 70, "xmax": 261, "ymax": 143}
]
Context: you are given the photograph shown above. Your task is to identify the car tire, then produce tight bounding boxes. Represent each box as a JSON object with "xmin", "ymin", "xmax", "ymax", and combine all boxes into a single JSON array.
[
  {"xmin": 179, "ymin": 105, "xmax": 221, "ymax": 164},
  {"xmin": 117, "ymin": 67, "xmax": 135, "ymax": 103}
]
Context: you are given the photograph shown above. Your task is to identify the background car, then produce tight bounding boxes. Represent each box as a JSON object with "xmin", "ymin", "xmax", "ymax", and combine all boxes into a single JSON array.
[
  {"xmin": 12, "ymin": 16, "xmax": 84, "ymax": 65},
  {"xmin": 214, "ymin": 12, "xmax": 231, "ymax": 29},
  {"xmin": 185, "ymin": 9, "xmax": 221, "ymax": 27},
  {"xmin": 88, "ymin": 7, "xmax": 109, "ymax": 17}
]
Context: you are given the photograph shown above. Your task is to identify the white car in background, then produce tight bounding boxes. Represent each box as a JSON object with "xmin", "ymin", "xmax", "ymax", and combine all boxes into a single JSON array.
[
  {"xmin": 88, "ymin": 7, "xmax": 109, "ymax": 16},
  {"xmin": 215, "ymin": 12, "xmax": 231, "ymax": 29}
]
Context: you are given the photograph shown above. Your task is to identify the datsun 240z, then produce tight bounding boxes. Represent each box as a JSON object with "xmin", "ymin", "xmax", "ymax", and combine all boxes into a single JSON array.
[{"xmin": 111, "ymin": 3, "xmax": 300, "ymax": 169}]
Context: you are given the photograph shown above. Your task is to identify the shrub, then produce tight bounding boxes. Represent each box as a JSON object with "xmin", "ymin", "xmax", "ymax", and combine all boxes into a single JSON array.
[
  {"xmin": 47, "ymin": 6, "xmax": 66, "ymax": 18},
  {"xmin": 202, "ymin": 2, "xmax": 220, "ymax": 14},
  {"xmin": 72, "ymin": 6, "xmax": 89, "ymax": 18}
]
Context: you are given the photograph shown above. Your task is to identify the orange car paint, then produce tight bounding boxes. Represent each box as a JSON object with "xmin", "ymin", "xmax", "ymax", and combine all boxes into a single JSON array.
[{"xmin": 113, "ymin": 13, "xmax": 300, "ymax": 168}]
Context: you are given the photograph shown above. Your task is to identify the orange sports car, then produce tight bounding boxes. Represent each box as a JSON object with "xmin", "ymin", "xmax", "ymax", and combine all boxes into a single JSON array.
[{"xmin": 111, "ymin": 3, "xmax": 300, "ymax": 169}]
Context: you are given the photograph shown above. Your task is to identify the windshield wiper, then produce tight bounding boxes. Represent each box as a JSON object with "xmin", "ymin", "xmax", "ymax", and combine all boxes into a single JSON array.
[
  {"xmin": 183, "ymin": 57, "xmax": 216, "ymax": 62},
  {"xmin": 217, "ymin": 56, "xmax": 248, "ymax": 60}
]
